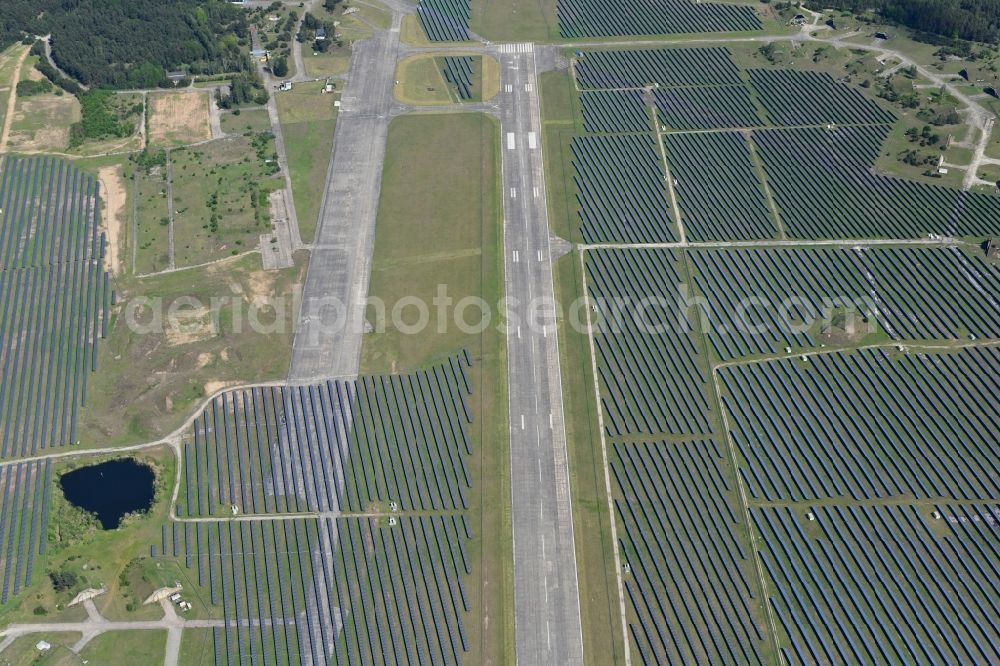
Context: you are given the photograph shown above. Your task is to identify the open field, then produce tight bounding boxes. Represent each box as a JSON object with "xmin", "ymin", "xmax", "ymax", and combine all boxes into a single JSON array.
[
  {"xmin": 78, "ymin": 629, "xmax": 167, "ymax": 663},
  {"xmin": 394, "ymin": 55, "xmax": 453, "ymax": 104},
  {"xmin": 0, "ymin": 632, "xmax": 82, "ymax": 665},
  {"xmin": 169, "ymin": 135, "xmax": 282, "ymax": 267},
  {"xmin": 219, "ymin": 108, "xmax": 270, "ymax": 136},
  {"xmin": 472, "ymin": 0, "xmax": 558, "ymax": 41},
  {"xmin": 148, "ymin": 92, "xmax": 211, "ymax": 147},
  {"xmin": 6, "ymin": 93, "xmax": 79, "ymax": 154},
  {"xmin": 362, "ymin": 112, "xmax": 499, "ymax": 369},
  {"xmin": 74, "ymin": 252, "xmax": 305, "ymax": 447},
  {"xmin": 395, "ymin": 54, "xmax": 499, "ymax": 105},
  {"xmin": 275, "ymin": 81, "xmax": 338, "ymax": 244},
  {"xmin": 134, "ymin": 158, "xmax": 172, "ymax": 275}
]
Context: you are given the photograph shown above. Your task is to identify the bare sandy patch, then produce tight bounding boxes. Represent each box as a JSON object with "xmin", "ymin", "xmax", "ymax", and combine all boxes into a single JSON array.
[
  {"xmin": 164, "ymin": 305, "xmax": 215, "ymax": 346},
  {"xmin": 204, "ymin": 380, "xmax": 241, "ymax": 396},
  {"xmin": 0, "ymin": 44, "xmax": 30, "ymax": 153},
  {"xmin": 149, "ymin": 92, "xmax": 210, "ymax": 145},
  {"xmin": 6, "ymin": 95, "xmax": 79, "ymax": 152},
  {"xmin": 98, "ymin": 165, "xmax": 126, "ymax": 275},
  {"xmin": 196, "ymin": 352, "xmax": 215, "ymax": 369},
  {"xmin": 247, "ymin": 270, "xmax": 277, "ymax": 307}
]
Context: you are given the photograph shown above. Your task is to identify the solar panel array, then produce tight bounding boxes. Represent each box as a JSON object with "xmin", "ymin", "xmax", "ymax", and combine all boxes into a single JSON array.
[
  {"xmin": 0, "ymin": 156, "xmax": 111, "ymax": 458},
  {"xmin": 179, "ymin": 355, "xmax": 474, "ymax": 517},
  {"xmin": 416, "ymin": 0, "xmax": 470, "ymax": 41},
  {"xmin": 0, "ymin": 460, "xmax": 51, "ymax": 604},
  {"xmin": 565, "ymin": 41, "xmax": 1000, "ymax": 666},
  {"xmin": 440, "ymin": 56, "xmax": 476, "ymax": 100},
  {"xmin": 158, "ymin": 355, "xmax": 478, "ymax": 664},
  {"xmin": 156, "ymin": 515, "xmax": 473, "ymax": 666},
  {"xmin": 558, "ymin": 0, "xmax": 762, "ymax": 39}
]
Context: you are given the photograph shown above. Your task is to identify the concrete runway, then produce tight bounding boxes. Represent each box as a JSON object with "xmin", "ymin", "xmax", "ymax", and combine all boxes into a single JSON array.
[
  {"xmin": 288, "ymin": 16, "xmax": 402, "ymax": 382},
  {"xmin": 496, "ymin": 44, "xmax": 586, "ymax": 666}
]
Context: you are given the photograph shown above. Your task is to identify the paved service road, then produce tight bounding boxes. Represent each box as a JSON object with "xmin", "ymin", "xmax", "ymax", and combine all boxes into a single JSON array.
[
  {"xmin": 288, "ymin": 16, "xmax": 401, "ymax": 381},
  {"xmin": 497, "ymin": 44, "xmax": 585, "ymax": 666}
]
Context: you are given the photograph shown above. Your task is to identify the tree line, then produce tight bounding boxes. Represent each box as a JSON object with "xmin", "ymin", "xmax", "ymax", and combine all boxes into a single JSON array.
[
  {"xmin": 0, "ymin": 0, "xmax": 254, "ymax": 89},
  {"xmin": 808, "ymin": 0, "xmax": 1000, "ymax": 43}
]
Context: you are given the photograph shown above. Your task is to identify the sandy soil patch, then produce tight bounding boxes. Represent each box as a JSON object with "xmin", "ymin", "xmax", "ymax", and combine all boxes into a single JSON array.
[
  {"xmin": 0, "ymin": 44, "xmax": 30, "ymax": 152},
  {"xmin": 149, "ymin": 92, "xmax": 210, "ymax": 145},
  {"xmin": 204, "ymin": 380, "xmax": 241, "ymax": 396},
  {"xmin": 6, "ymin": 95, "xmax": 79, "ymax": 151},
  {"xmin": 98, "ymin": 165, "xmax": 126, "ymax": 275},
  {"xmin": 164, "ymin": 305, "xmax": 215, "ymax": 346},
  {"xmin": 248, "ymin": 270, "xmax": 278, "ymax": 307},
  {"xmin": 7, "ymin": 124, "xmax": 70, "ymax": 152}
]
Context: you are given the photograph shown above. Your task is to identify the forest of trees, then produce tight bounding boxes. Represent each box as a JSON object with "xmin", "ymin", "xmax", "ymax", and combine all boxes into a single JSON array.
[
  {"xmin": 0, "ymin": 0, "xmax": 252, "ymax": 89},
  {"xmin": 808, "ymin": 0, "xmax": 1000, "ymax": 43}
]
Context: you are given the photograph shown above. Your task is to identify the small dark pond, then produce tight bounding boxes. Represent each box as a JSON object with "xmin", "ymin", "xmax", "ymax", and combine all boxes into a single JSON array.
[{"xmin": 59, "ymin": 458, "xmax": 155, "ymax": 529}]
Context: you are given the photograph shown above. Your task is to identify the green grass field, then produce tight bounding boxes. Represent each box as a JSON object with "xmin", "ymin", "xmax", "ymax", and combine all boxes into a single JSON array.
[
  {"xmin": 551, "ymin": 253, "xmax": 628, "ymax": 665},
  {"xmin": 394, "ymin": 55, "xmax": 453, "ymax": 105},
  {"xmin": 0, "ymin": 632, "xmax": 82, "ymax": 665},
  {"xmin": 275, "ymin": 81, "xmax": 338, "ymax": 244},
  {"xmin": 169, "ymin": 135, "xmax": 282, "ymax": 267},
  {"xmin": 472, "ymin": 0, "xmax": 560, "ymax": 42},
  {"xmin": 78, "ymin": 629, "xmax": 167, "ymax": 663},
  {"xmin": 394, "ymin": 54, "xmax": 501, "ymax": 105},
  {"xmin": 220, "ymin": 108, "xmax": 271, "ymax": 135},
  {"xmin": 134, "ymin": 161, "xmax": 172, "ymax": 275},
  {"xmin": 359, "ymin": 111, "xmax": 512, "ymax": 665}
]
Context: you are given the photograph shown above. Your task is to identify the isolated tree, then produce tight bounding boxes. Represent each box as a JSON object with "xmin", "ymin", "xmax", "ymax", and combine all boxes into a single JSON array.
[{"xmin": 271, "ymin": 56, "xmax": 288, "ymax": 78}]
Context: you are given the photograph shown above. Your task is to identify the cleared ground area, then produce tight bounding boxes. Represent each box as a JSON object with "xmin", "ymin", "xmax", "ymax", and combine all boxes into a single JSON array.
[{"xmin": 148, "ymin": 92, "xmax": 211, "ymax": 147}]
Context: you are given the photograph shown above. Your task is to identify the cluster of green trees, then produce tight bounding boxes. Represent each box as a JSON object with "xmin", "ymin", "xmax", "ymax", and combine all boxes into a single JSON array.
[
  {"xmin": 69, "ymin": 91, "xmax": 138, "ymax": 148},
  {"xmin": 298, "ymin": 12, "xmax": 335, "ymax": 52},
  {"xmin": 217, "ymin": 71, "xmax": 268, "ymax": 108},
  {"xmin": 808, "ymin": 0, "xmax": 1000, "ymax": 43},
  {"xmin": 1, "ymin": 0, "xmax": 253, "ymax": 89},
  {"xmin": 28, "ymin": 41, "xmax": 83, "ymax": 94},
  {"xmin": 15, "ymin": 79, "xmax": 53, "ymax": 97}
]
